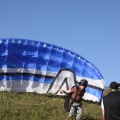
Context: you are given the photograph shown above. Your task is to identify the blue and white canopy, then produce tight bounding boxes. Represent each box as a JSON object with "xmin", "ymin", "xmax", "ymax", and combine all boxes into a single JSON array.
[{"xmin": 0, "ymin": 38, "xmax": 104, "ymax": 102}]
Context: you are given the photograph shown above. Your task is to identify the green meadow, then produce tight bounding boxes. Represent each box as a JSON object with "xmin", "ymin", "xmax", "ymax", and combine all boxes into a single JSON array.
[{"xmin": 0, "ymin": 91, "xmax": 108, "ymax": 120}]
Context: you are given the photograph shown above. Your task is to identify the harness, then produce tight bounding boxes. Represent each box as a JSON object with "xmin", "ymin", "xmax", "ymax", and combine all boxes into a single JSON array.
[
  {"xmin": 70, "ymin": 86, "xmax": 82, "ymax": 110},
  {"xmin": 64, "ymin": 86, "xmax": 82, "ymax": 112}
]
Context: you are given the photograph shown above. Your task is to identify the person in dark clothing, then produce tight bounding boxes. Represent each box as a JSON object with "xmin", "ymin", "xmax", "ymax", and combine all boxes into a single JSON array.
[
  {"xmin": 60, "ymin": 79, "xmax": 88, "ymax": 120},
  {"xmin": 101, "ymin": 81, "xmax": 120, "ymax": 120}
]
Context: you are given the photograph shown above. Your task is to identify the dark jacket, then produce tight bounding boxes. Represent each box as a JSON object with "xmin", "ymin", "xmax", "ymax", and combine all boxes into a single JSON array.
[{"xmin": 103, "ymin": 91, "xmax": 120, "ymax": 120}]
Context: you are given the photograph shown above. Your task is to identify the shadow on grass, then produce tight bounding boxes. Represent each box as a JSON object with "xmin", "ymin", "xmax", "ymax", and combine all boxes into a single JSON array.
[
  {"xmin": 82, "ymin": 118, "xmax": 100, "ymax": 120},
  {"xmin": 69, "ymin": 116, "xmax": 100, "ymax": 120},
  {"xmin": 82, "ymin": 114, "xmax": 101, "ymax": 120}
]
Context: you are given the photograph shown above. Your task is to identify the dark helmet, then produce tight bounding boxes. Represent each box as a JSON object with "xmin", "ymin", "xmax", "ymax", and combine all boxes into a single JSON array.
[
  {"xmin": 110, "ymin": 81, "xmax": 118, "ymax": 89},
  {"xmin": 79, "ymin": 79, "xmax": 88, "ymax": 87}
]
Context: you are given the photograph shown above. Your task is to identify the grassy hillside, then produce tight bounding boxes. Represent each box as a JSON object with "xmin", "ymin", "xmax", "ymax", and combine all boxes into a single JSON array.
[{"xmin": 0, "ymin": 91, "xmax": 108, "ymax": 120}]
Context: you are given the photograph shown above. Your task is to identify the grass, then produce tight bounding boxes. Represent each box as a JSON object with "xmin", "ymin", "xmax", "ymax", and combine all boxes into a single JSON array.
[{"xmin": 0, "ymin": 91, "xmax": 108, "ymax": 120}]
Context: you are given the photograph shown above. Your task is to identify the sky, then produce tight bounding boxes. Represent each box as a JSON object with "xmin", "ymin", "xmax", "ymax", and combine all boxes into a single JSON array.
[{"xmin": 0, "ymin": 0, "xmax": 120, "ymax": 86}]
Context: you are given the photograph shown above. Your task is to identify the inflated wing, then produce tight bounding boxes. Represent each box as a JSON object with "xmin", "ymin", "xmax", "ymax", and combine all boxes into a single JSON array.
[{"xmin": 0, "ymin": 38, "xmax": 104, "ymax": 102}]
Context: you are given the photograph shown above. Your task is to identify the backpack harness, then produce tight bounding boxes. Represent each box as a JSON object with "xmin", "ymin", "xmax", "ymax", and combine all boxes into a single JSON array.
[{"xmin": 64, "ymin": 86, "xmax": 82, "ymax": 112}]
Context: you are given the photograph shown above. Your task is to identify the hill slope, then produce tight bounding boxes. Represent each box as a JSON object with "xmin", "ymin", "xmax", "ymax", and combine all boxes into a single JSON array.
[{"xmin": 0, "ymin": 91, "xmax": 105, "ymax": 120}]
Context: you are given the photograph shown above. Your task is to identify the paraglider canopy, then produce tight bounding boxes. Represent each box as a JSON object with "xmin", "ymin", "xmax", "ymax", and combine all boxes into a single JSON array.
[{"xmin": 0, "ymin": 38, "xmax": 104, "ymax": 102}]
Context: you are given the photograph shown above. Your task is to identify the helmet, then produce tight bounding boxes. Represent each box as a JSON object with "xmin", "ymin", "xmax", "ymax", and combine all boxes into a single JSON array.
[
  {"xmin": 79, "ymin": 79, "xmax": 88, "ymax": 87},
  {"xmin": 110, "ymin": 81, "xmax": 118, "ymax": 89}
]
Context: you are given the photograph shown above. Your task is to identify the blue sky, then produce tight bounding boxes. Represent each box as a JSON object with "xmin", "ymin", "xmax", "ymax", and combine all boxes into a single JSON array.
[{"xmin": 0, "ymin": 0, "xmax": 120, "ymax": 86}]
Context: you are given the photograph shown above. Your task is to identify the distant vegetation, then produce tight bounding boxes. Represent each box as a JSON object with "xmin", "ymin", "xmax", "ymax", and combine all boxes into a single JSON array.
[
  {"xmin": 0, "ymin": 90, "xmax": 109, "ymax": 120},
  {"xmin": 104, "ymin": 86, "xmax": 109, "ymax": 90}
]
